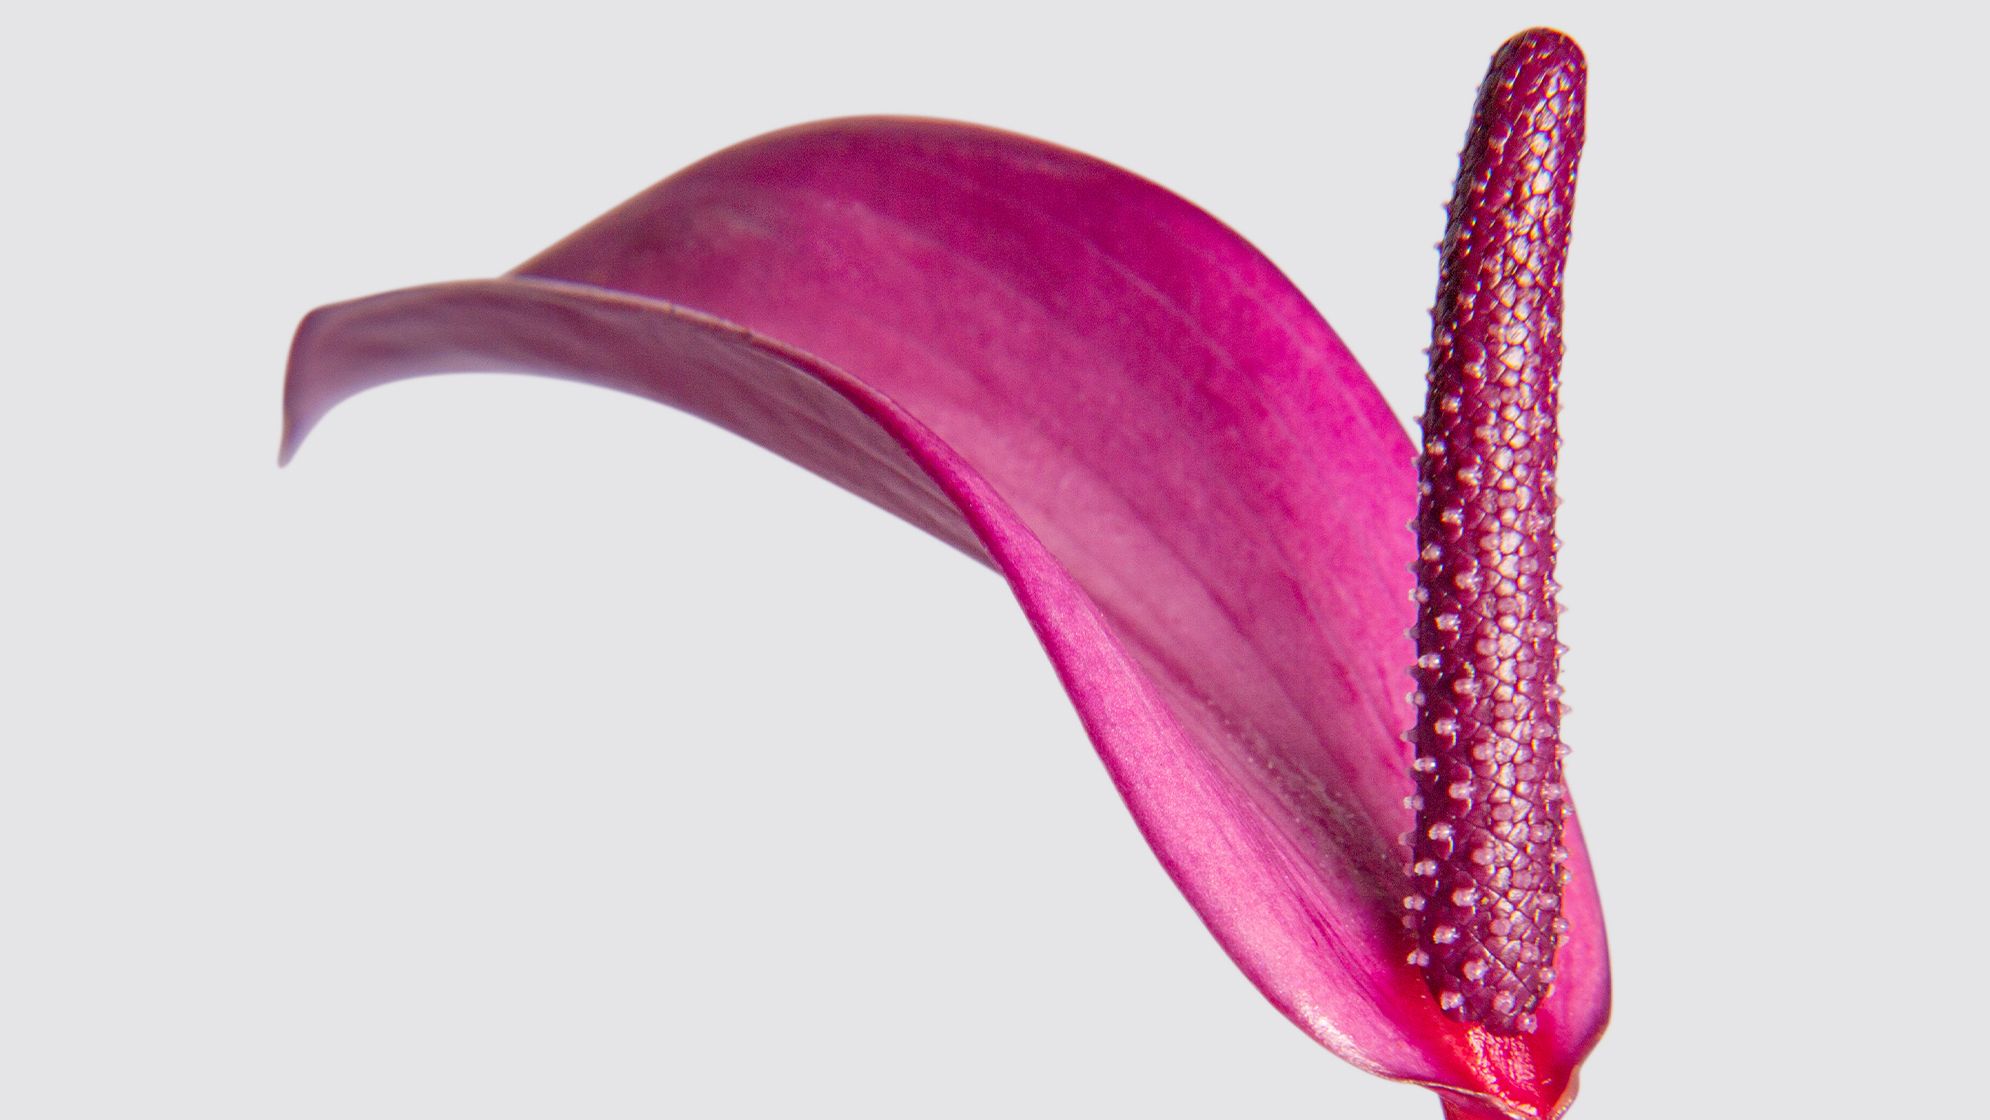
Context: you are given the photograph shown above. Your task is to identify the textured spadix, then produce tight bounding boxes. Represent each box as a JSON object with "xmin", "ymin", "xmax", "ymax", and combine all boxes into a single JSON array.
[
  {"xmin": 285, "ymin": 45, "xmax": 1607, "ymax": 1119},
  {"xmin": 1410, "ymin": 30, "xmax": 1585, "ymax": 1039}
]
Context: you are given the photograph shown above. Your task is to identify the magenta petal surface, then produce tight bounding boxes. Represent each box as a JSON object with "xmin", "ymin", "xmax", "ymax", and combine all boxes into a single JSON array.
[{"xmin": 284, "ymin": 118, "xmax": 1606, "ymax": 1116}]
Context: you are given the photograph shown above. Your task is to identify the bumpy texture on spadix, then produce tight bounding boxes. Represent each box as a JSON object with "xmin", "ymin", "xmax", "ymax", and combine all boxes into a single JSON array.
[
  {"xmin": 283, "ymin": 36, "xmax": 1606, "ymax": 1118},
  {"xmin": 1408, "ymin": 30, "xmax": 1585, "ymax": 1038}
]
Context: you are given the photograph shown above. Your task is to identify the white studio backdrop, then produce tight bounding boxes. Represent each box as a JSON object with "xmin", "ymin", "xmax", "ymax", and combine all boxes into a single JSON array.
[{"xmin": 3, "ymin": 3, "xmax": 1980, "ymax": 1117}]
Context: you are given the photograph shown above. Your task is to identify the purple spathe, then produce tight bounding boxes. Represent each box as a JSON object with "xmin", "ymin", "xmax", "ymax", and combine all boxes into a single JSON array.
[{"xmin": 285, "ymin": 68, "xmax": 1607, "ymax": 1119}]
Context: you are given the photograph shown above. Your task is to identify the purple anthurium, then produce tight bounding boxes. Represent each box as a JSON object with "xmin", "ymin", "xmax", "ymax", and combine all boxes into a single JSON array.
[{"xmin": 283, "ymin": 27, "xmax": 1607, "ymax": 1120}]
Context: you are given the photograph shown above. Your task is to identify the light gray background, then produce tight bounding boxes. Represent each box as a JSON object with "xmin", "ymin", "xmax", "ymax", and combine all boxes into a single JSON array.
[{"xmin": 4, "ymin": 2, "xmax": 1980, "ymax": 1116}]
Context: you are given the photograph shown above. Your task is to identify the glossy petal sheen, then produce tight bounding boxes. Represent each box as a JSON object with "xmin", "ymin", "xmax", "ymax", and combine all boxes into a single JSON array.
[{"xmin": 284, "ymin": 118, "xmax": 1607, "ymax": 1117}]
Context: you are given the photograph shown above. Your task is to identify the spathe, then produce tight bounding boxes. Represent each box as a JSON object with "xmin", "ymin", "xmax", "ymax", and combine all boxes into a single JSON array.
[{"xmin": 284, "ymin": 32, "xmax": 1607, "ymax": 1119}]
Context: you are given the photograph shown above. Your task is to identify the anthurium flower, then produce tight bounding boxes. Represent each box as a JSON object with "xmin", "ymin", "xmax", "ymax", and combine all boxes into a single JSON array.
[{"xmin": 283, "ymin": 28, "xmax": 1607, "ymax": 1120}]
